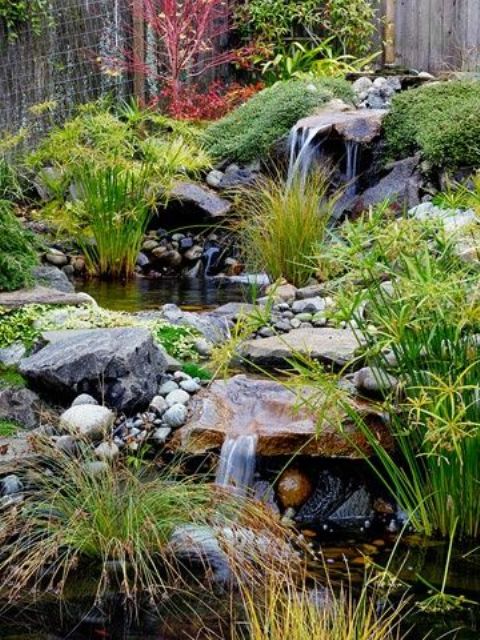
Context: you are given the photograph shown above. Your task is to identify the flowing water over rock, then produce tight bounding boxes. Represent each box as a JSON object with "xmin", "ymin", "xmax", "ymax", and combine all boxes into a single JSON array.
[{"xmin": 215, "ymin": 434, "xmax": 258, "ymax": 494}]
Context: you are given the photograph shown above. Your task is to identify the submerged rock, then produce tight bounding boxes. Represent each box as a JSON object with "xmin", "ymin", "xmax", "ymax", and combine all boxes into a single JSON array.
[
  {"xmin": 172, "ymin": 375, "xmax": 390, "ymax": 457},
  {"xmin": 20, "ymin": 328, "xmax": 168, "ymax": 412}
]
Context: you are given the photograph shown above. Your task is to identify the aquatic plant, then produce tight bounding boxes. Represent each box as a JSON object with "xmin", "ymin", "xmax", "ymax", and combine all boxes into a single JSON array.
[
  {"xmin": 203, "ymin": 79, "xmax": 354, "ymax": 163},
  {"xmin": 72, "ymin": 164, "xmax": 154, "ymax": 279},
  {"xmin": 0, "ymin": 201, "xmax": 39, "ymax": 293},
  {"xmin": 238, "ymin": 173, "xmax": 335, "ymax": 288},
  {"xmin": 384, "ymin": 80, "xmax": 480, "ymax": 168}
]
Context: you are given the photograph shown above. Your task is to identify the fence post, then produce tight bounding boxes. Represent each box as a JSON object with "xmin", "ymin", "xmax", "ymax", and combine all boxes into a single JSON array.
[
  {"xmin": 384, "ymin": 0, "xmax": 396, "ymax": 65},
  {"xmin": 132, "ymin": 0, "xmax": 145, "ymax": 102}
]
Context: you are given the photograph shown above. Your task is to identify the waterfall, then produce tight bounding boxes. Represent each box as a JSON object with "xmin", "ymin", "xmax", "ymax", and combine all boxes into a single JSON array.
[
  {"xmin": 215, "ymin": 434, "xmax": 258, "ymax": 495},
  {"xmin": 345, "ymin": 141, "xmax": 360, "ymax": 196},
  {"xmin": 286, "ymin": 125, "xmax": 325, "ymax": 188}
]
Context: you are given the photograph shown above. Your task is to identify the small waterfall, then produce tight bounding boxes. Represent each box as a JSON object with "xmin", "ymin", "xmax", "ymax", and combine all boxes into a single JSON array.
[
  {"xmin": 344, "ymin": 141, "xmax": 360, "ymax": 196},
  {"xmin": 287, "ymin": 125, "xmax": 324, "ymax": 188},
  {"xmin": 215, "ymin": 434, "xmax": 258, "ymax": 495}
]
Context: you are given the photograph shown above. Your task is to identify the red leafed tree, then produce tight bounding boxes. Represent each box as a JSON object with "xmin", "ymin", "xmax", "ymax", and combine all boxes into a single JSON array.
[{"xmin": 129, "ymin": 0, "xmax": 241, "ymax": 114}]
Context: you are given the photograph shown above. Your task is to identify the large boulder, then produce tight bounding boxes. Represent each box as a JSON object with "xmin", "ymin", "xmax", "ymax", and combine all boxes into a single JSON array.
[
  {"xmin": 33, "ymin": 266, "xmax": 74, "ymax": 293},
  {"xmin": 172, "ymin": 375, "xmax": 390, "ymax": 457},
  {"xmin": 239, "ymin": 328, "xmax": 362, "ymax": 369},
  {"xmin": 20, "ymin": 328, "xmax": 168, "ymax": 412}
]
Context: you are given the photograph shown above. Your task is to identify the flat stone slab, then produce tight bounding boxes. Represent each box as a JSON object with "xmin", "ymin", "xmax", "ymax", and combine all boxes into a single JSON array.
[
  {"xmin": 295, "ymin": 108, "xmax": 386, "ymax": 143},
  {"xmin": 0, "ymin": 286, "xmax": 92, "ymax": 310},
  {"xmin": 240, "ymin": 328, "xmax": 362, "ymax": 369},
  {"xmin": 172, "ymin": 375, "xmax": 390, "ymax": 457},
  {"xmin": 170, "ymin": 182, "xmax": 232, "ymax": 218}
]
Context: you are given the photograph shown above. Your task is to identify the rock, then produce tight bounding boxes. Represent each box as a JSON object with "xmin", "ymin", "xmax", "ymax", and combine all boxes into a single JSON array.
[
  {"xmin": 266, "ymin": 283, "xmax": 297, "ymax": 303},
  {"xmin": 72, "ymin": 393, "xmax": 99, "ymax": 407},
  {"xmin": 296, "ymin": 284, "xmax": 326, "ymax": 299},
  {"xmin": 194, "ymin": 338, "xmax": 213, "ymax": 357},
  {"xmin": 295, "ymin": 470, "xmax": 356, "ymax": 525},
  {"xmin": 169, "ymin": 182, "xmax": 232, "ymax": 219},
  {"xmin": 152, "ymin": 426, "xmax": 172, "ymax": 444},
  {"xmin": 219, "ymin": 164, "xmax": 258, "ymax": 189},
  {"xmin": 206, "ymin": 169, "xmax": 224, "ymax": 189},
  {"xmin": 352, "ymin": 77, "xmax": 373, "ymax": 94},
  {"xmin": 295, "ymin": 106, "xmax": 386, "ymax": 144},
  {"xmin": 55, "ymin": 435, "xmax": 78, "ymax": 455},
  {"xmin": 60, "ymin": 405, "xmax": 115, "ymax": 439},
  {"xmin": 353, "ymin": 367, "xmax": 398, "ymax": 397},
  {"xmin": 292, "ymin": 297, "xmax": 326, "ymax": 314},
  {"xmin": 45, "ymin": 248, "xmax": 68, "ymax": 267},
  {"xmin": 0, "ymin": 286, "xmax": 92, "ymax": 311},
  {"xmin": 142, "ymin": 239, "xmax": 159, "ymax": 251},
  {"xmin": 277, "ymin": 468, "xmax": 313, "ymax": 509},
  {"xmin": 84, "ymin": 461, "xmax": 109, "ymax": 476},
  {"xmin": 163, "ymin": 404, "xmax": 188, "ymax": 428},
  {"xmin": 20, "ymin": 328, "xmax": 167, "ymax": 412},
  {"xmin": 166, "ymin": 389, "xmax": 190, "ymax": 407},
  {"xmin": 240, "ymin": 328, "xmax": 362, "ymax": 369},
  {"xmin": 354, "ymin": 156, "xmax": 421, "ymax": 212},
  {"xmin": 184, "ymin": 245, "xmax": 203, "ymax": 261},
  {"xmin": 210, "ymin": 302, "xmax": 257, "ymax": 319},
  {"xmin": 172, "ymin": 375, "xmax": 390, "ymax": 457},
  {"xmin": 0, "ymin": 386, "xmax": 40, "ymax": 429},
  {"xmin": 34, "ymin": 166, "xmax": 63, "ymax": 201},
  {"xmin": 150, "ymin": 395, "xmax": 169, "ymax": 415},
  {"xmin": 408, "ymin": 202, "xmax": 478, "ymax": 231},
  {"xmin": 158, "ymin": 380, "xmax": 179, "ymax": 396},
  {"xmin": 159, "ymin": 304, "xmax": 229, "ymax": 345},
  {"xmin": 33, "ymin": 266, "xmax": 74, "ymax": 293},
  {"xmin": 258, "ymin": 326, "xmax": 276, "ymax": 338},
  {"xmin": 95, "ymin": 441, "xmax": 120, "ymax": 461},
  {"xmin": 1, "ymin": 474, "xmax": 23, "ymax": 496},
  {"xmin": 0, "ymin": 342, "xmax": 27, "ymax": 367},
  {"xmin": 180, "ymin": 379, "xmax": 201, "ymax": 394}
]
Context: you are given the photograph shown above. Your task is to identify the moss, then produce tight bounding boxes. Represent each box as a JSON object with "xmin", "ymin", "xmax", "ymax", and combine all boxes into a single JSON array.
[
  {"xmin": 0, "ymin": 201, "xmax": 39, "ymax": 292},
  {"xmin": 0, "ymin": 420, "xmax": 19, "ymax": 437},
  {"xmin": 384, "ymin": 81, "xmax": 480, "ymax": 168},
  {"xmin": 0, "ymin": 365, "xmax": 26, "ymax": 389},
  {"xmin": 203, "ymin": 78, "xmax": 354, "ymax": 163},
  {"xmin": 181, "ymin": 363, "xmax": 212, "ymax": 381}
]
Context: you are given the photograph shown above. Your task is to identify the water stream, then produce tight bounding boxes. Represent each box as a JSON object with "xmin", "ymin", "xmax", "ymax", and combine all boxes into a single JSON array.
[
  {"xmin": 286, "ymin": 125, "xmax": 325, "ymax": 188},
  {"xmin": 344, "ymin": 140, "xmax": 360, "ymax": 196},
  {"xmin": 215, "ymin": 434, "xmax": 258, "ymax": 495}
]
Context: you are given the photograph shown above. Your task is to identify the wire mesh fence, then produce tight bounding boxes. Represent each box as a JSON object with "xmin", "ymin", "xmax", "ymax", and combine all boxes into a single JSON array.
[{"xmin": 0, "ymin": 0, "xmax": 133, "ymax": 152}]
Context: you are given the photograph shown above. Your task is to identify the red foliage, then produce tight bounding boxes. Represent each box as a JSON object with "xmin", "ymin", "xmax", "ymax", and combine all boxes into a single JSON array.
[{"xmin": 154, "ymin": 80, "xmax": 265, "ymax": 121}]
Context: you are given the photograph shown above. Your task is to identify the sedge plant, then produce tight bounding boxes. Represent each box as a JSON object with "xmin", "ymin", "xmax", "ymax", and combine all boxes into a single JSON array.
[{"xmin": 238, "ymin": 173, "xmax": 337, "ymax": 288}]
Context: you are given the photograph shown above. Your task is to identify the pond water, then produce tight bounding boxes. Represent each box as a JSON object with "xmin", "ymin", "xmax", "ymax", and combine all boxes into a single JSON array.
[{"xmin": 76, "ymin": 276, "xmax": 249, "ymax": 313}]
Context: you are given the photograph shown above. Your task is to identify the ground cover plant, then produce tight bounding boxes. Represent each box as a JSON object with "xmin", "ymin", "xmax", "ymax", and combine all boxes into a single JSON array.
[
  {"xmin": 203, "ymin": 78, "xmax": 354, "ymax": 163},
  {"xmin": 384, "ymin": 80, "xmax": 480, "ymax": 168}
]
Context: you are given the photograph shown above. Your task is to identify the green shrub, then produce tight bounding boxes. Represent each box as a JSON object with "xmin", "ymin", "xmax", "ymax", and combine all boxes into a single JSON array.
[
  {"xmin": 384, "ymin": 81, "xmax": 480, "ymax": 168},
  {"xmin": 0, "ymin": 201, "xmax": 39, "ymax": 292},
  {"xmin": 203, "ymin": 79, "xmax": 354, "ymax": 163},
  {"xmin": 0, "ymin": 305, "xmax": 49, "ymax": 348}
]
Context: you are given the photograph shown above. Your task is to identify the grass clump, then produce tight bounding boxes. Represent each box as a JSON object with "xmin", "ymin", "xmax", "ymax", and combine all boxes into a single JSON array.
[
  {"xmin": 238, "ymin": 173, "xmax": 336, "ymax": 288},
  {"xmin": 0, "ymin": 201, "xmax": 39, "ymax": 292},
  {"xmin": 0, "ymin": 364, "xmax": 26, "ymax": 389},
  {"xmin": 0, "ymin": 420, "xmax": 20, "ymax": 437},
  {"xmin": 203, "ymin": 79, "xmax": 353, "ymax": 163},
  {"xmin": 384, "ymin": 80, "xmax": 480, "ymax": 168}
]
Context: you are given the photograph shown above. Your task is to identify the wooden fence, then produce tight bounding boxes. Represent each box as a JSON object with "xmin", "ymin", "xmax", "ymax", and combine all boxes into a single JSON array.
[{"xmin": 386, "ymin": 0, "xmax": 480, "ymax": 73}]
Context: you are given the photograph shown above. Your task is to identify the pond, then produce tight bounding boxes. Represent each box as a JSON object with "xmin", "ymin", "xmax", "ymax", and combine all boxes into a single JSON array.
[{"xmin": 76, "ymin": 276, "xmax": 249, "ymax": 313}]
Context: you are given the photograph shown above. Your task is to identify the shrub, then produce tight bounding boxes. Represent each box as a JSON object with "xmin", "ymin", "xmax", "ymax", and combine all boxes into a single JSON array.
[
  {"xmin": 384, "ymin": 81, "xmax": 480, "ymax": 168},
  {"xmin": 0, "ymin": 201, "xmax": 39, "ymax": 292},
  {"xmin": 203, "ymin": 79, "xmax": 354, "ymax": 163},
  {"xmin": 239, "ymin": 173, "xmax": 336, "ymax": 287}
]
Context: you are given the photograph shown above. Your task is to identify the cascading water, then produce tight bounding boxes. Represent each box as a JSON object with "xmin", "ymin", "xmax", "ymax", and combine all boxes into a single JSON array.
[
  {"xmin": 344, "ymin": 140, "xmax": 360, "ymax": 196},
  {"xmin": 215, "ymin": 434, "xmax": 258, "ymax": 495},
  {"xmin": 287, "ymin": 125, "xmax": 325, "ymax": 188}
]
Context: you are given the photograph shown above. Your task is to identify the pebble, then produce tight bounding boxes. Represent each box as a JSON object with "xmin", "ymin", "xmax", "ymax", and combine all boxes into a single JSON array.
[
  {"xmin": 1, "ymin": 474, "xmax": 23, "ymax": 496},
  {"xmin": 166, "ymin": 389, "xmax": 190, "ymax": 407},
  {"xmin": 180, "ymin": 379, "xmax": 201, "ymax": 394},
  {"xmin": 158, "ymin": 380, "xmax": 179, "ymax": 396},
  {"xmin": 292, "ymin": 297, "xmax": 326, "ymax": 314},
  {"xmin": 194, "ymin": 338, "xmax": 212, "ymax": 357},
  {"xmin": 55, "ymin": 435, "xmax": 78, "ymax": 455},
  {"xmin": 95, "ymin": 442, "xmax": 120, "ymax": 461},
  {"xmin": 163, "ymin": 404, "xmax": 188, "ymax": 428},
  {"xmin": 152, "ymin": 427, "xmax": 172, "ymax": 444},
  {"xmin": 150, "ymin": 395, "xmax": 168, "ymax": 415}
]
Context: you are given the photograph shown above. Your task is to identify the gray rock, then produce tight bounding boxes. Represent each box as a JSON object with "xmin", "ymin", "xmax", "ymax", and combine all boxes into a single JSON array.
[
  {"xmin": 241, "ymin": 328, "xmax": 362, "ymax": 369},
  {"xmin": 292, "ymin": 297, "xmax": 326, "ymax": 314},
  {"xmin": 296, "ymin": 284, "xmax": 326, "ymax": 299},
  {"xmin": 158, "ymin": 380, "xmax": 179, "ymax": 396},
  {"xmin": 206, "ymin": 169, "xmax": 224, "ymax": 189},
  {"xmin": 354, "ymin": 156, "xmax": 421, "ymax": 212},
  {"xmin": 258, "ymin": 326, "xmax": 276, "ymax": 338},
  {"xmin": 353, "ymin": 366, "xmax": 398, "ymax": 397},
  {"xmin": 60, "ymin": 405, "xmax": 115, "ymax": 439},
  {"xmin": 20, "ymin": 328, "xmax": 167, "ymax": 412},
  {"xmin": 45, "ymin": 248, "xmax": 68, "ymax": 267},
  {"xmin": 163, "ymin": 403, "xmax": 188, "ymax": 428},
  {"xmin": 166, "ymin": 389, "xmax": 190, "ymax": 407},
  {"xmin": 84, "ymin": 461, "xmax": 109, "ymax": 476},
  {"xmin": 0, "ymin": 286, "xmax": 91, "ymax": 311},
  {"xmin": 170, "ymin": 182, "xmax": 232, "ymax": 219},
  {"xmin": 33, "ymin": 266, "xmax": 74, "ymax": 293},
  {"xmin": 0, "ymin": 342, "xmax": 27, "ymax": 367},
  {"xmin": 1, "ymin": 474, "xmax": 23, "ymax": 496},
  {"xmin": 180, "ymin": 379, "xmax": 201, "ymax": 394},
  {"xmin": 72, "ymin": 393, "xmax": 99, "ymax": 407},
  {"xmin": 54, "ymin": 435, "xmax": 78, "ymax": 455},
  {"xmin": 352, "ymin": 77, "xmax": 373, "ymax": 94},
  {"xmin": 194, "ymin": 338, "xmax": 213, "ymax": 357},
  {"xmin": 150, "ymin": 395, "xmax": 169, "ymax": 415},
  {"xmin": 95, "ymin": 441, "xmax": 120, "ymax": 461},
  {"xmin": 152, "ymin": 426, "xmax": 172, "ymax": 444},
  {"xmin": 0, "ymin": 386, "xmax": 40, "ymax": 430}
]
